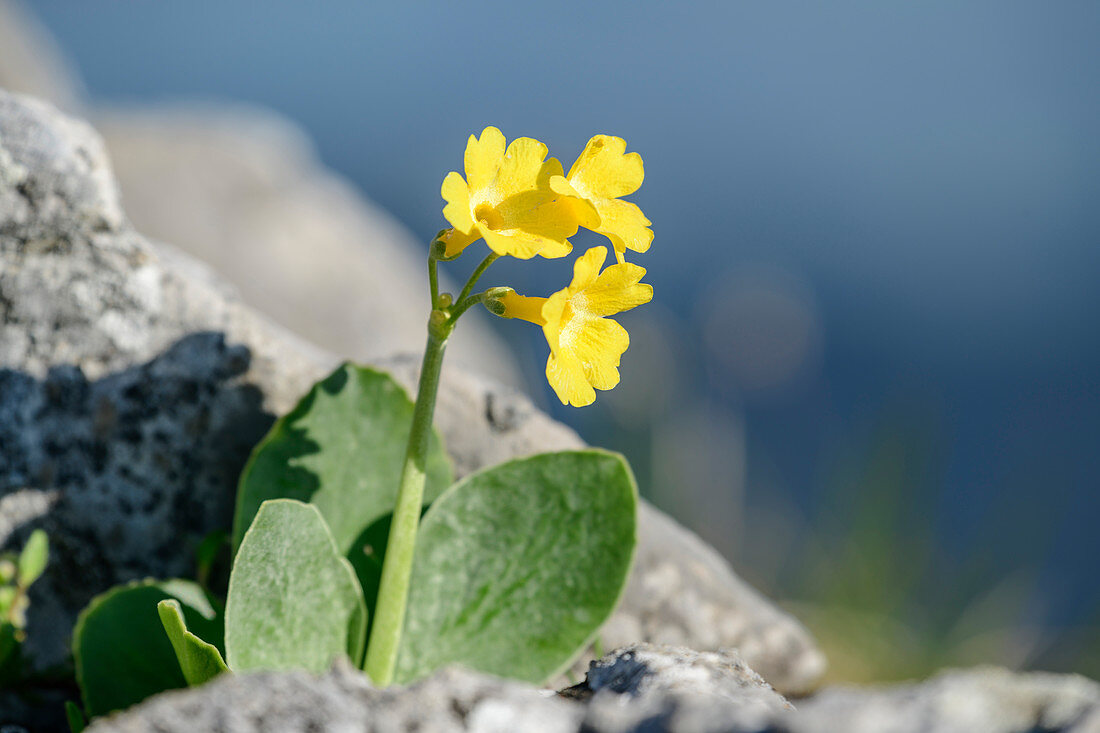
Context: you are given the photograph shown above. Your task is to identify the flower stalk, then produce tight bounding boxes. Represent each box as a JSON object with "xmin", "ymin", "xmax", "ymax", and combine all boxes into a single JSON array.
[{"xmin": 364, "ymin": 247, "xmax": 496, "ymax": 686}]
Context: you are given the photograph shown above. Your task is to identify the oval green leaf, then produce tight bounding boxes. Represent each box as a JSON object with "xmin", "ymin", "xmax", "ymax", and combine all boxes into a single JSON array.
[
  {"xmin": 157, "ymin": 599, "xmax": 229, "ymax": 686},
  {"xmin": 225, "ymin": 499, "xmax": 367, "ymax": 672},
  {"xmin": 393, "ymin": 450, "xmax": 638, "ymax": 684},
  {"xmin": 73, "ymin": 579, "xmax": 223, "ymax": 717},
  {"xmin": 231, "ymin": 364, "xmax": 452, "ymax": 609}
]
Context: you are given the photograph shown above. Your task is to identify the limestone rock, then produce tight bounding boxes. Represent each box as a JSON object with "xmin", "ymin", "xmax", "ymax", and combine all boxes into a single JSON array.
[
  {"xmin": 86, "ymin": 661, "xmax": 581, "ymax": 733},
  {"xmin": 580, "ymin": 643, "xmax": 792, "ymax": 711},
  {"xmin": 793, "ymin": 666, "xmax": 1100, "ymax": 733},
  {"xmin": 84, "ymin": 651, "xmax": 1100, "ymax": 733},
  {"xmin": 1, "ymin": 88, "xmax": 331, "ymax": 671}
]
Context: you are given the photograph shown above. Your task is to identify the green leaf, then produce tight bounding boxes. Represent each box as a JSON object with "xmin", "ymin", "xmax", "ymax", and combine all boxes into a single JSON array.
[
  {"xmin": 232, "ymin": 363, "xmax": 452, "ymax": 553},
  {"xmin": 73, "ymin": 579, "xmax": 224, "ymax": 717},
  {"xmin": 232, "ymin": 364, "xmax": 452, "ymax": 613},
  {"xmin": 394, "ymin": 450, "xmax": 638, "ymax": 684},
  {"xmin": 225, "ymin": 499, "xmax": 367, "ymax": 673},
  {"xmin": 157, "ymin": 599, "xmax": 229, "ymax": 686},
  {"xmin": 65, "ymin": 701, "xmax": 86, "ymax": 733},
  {"xmin": 17, "ymin": 529, "xmax": 48, "ymax": 587}
]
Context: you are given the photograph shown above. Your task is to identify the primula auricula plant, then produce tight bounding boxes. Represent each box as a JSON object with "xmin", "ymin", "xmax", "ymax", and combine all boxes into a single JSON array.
[{"xmin": 68, "ymin": 128, "xmax": 652, "ymax": 723}]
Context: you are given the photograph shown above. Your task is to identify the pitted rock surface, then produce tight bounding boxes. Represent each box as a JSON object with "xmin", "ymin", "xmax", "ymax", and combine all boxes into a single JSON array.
[
  {"xmin": 84, "ymin": 651, "xmax": 1100, "ymax": 733},
  {"xmin": 85, "ymin": 661, "xmax": 581, "ymax": 733},
  {"xmin": 1, "ymin": 89, "xmax": 822, "ymax": 716},
  {"xmin": 581, "ymin": 643, "xmax": 792, "ymax": 710},
  {"xmin": 793, "ymin": 666, "xmax": 1100, "ymax": 733},
  {"xmin": 1, "ymin": 89, "xmax": 328, "ymax": 671}
]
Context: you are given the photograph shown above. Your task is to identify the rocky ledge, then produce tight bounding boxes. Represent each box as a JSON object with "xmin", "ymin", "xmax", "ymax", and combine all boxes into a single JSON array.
[{"xmin": 85, "ymin": 645, "xmax": 1100, "ymax": 733}]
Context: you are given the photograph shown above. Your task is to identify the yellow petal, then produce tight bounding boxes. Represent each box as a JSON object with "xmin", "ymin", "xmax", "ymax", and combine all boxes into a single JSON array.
[
  {"xmin": 441, "ymin": 171, "xmax": 476, "ymax": 234},
  {"xmin": 482, "ymin": 225, "xmax": 572, "ymax": 260},
  {"xmin": 591, "ymin": 198, "xmax": 653, "ymax": 257},
  {"xmin": 546, "ymin": 352, "xmax": 596, "ymax": 407},
  {"xmin": 568, "ymin": 246, "xmax": 608, "ymax": 291},
  {"xmin": 584, "ymin": 262, "xmax": 653, "ymax": 317},
  {"xmin": 464, "ymin": 127, "xmax": 506, "ymax": 191},
  {"xmin": 494, "ymin": 137, "xmax": 552, "ymax": 194},
  {"xmin": 550, "ymin": 175, "xmax": 601, "ymax": 229},
  {"xmin": 540, "ymin": 290, "xmax": 568, "ymax": 354},
  {"xmin": 566, "ymin": 316, "xmax": 629, "ymax": 391},
  {"xmin": 478, "ymin": 193, "xmax": 577, "ymax": 260},
  {"xmin": 499, "ymin": 292, "xmax": 547, "ymax": 326},
  {"xmin": 567, "ymin": 135, "xmax": 644, "ymax": 200}
]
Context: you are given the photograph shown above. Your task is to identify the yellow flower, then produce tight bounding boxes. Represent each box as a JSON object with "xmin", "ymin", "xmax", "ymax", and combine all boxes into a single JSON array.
[
  {"xmin": 498, "ymin": 246, "xmax": 652, "ymax": 407},
  {"xmin": 440, "ymin": 127, "xmax": 596, "ymax": 260},
  {"xmin": 550, "ymin": 135, "xmax": 653, "ymax": 263}
]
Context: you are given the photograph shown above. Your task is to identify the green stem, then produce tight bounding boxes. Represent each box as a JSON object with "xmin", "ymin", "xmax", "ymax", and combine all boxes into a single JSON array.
[
  {"xmin": 428, "ymin": 255, "xmax": 440, "ymax": 307},
  {"xmin": 364, "ymin": 245, "xmax": 500, "ymax": 686},
  {"xmin": 364, "ymin": 315, "xmax": 449, "ymax": 685},
  {"xmin": 456, "ymin": 252, "xmax": 499, "ymax": 306}
]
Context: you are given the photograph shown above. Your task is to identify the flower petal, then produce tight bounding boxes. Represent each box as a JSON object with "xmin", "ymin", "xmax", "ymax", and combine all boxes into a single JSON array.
[
  {"xmin": 584, "ymin": 262, "xmax": 653, "ymax": 317},
  {"xmin": 550, "ymin": 175, "xmax": 601, "ymax": 229},
  {"xmin": 464, "ymin": 127, "xmax": 506, "ymax": 191},
  {"xmin": 481, "ymin": 225, "xmax": 572, "ymax": 260},
  {"xmin": 494, "ymin": 137, "xmax": 552, "ymax": 194},
  {"xmin": 569, "ymin": 246, "xmax": 608, "ymax": 291},
  {"xmin": 566, "ymin": 316, "xmax": 629, "ymax": 391},
  {"xmin": 568, "ymin": 135, "xmax": 644, "ymax": 200},
  {"xmin": 441, "ymin": 171, "xmax": 476, "ymax": 234},
  {"xmin": 540, "ymin": 290, "xmax": 568, "ymax": 354},
  {"xmin": 546, "ymin": 352, "xmax": 596, "ymax": 407},
  {"xmin": 591, "ymin": 198, "xmax": 653, "ymax": 257}
]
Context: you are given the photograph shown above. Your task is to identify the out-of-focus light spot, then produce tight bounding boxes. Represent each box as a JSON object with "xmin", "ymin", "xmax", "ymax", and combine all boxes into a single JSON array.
[{"xmin": 698, "ymin": 267, "xmax": 823, "ymax": 400}]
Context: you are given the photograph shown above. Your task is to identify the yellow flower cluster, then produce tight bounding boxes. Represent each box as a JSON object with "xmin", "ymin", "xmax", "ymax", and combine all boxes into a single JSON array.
[{"xmin": 440, "ymin": 127, "xmax": 653, "ymax": 407}]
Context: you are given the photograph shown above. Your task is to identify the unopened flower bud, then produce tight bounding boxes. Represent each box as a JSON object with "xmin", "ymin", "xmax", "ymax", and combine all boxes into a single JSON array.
[{"xmin": 482, "ymin": 287, "xmax": 514, "ymax": 317}]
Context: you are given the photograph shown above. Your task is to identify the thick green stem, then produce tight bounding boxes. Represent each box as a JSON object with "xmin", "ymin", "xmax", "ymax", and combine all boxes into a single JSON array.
[{"xmin": 364, "ymin": 317, "xmax": 448, "ymax": 685}]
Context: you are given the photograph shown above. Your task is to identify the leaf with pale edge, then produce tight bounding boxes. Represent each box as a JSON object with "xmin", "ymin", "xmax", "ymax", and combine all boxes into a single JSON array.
[
  {"xmin": 394, "ymin": 450, "xmax": 637, "ymax": 684},
  {"xmin": 225, "ymin": 499, "xmax": 367, "ymax": 672}
]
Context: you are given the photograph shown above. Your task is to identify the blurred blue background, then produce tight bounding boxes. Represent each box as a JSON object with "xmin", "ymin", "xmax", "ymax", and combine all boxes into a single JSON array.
[{"xmin": 25, "ymin": 0, "xmax": 1100, "ymax": 679}]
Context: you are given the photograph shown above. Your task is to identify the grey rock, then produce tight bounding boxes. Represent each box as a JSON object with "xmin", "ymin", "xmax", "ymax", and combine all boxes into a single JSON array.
[
  {"xmin": 793, "ymin": 666, "xmax": 1100, "ymax": 733},
  {"xmin": 94, "ymin": 104, "xmax": 520, "ymax": 387},
  {"xmin": 1, "ymin": 88, "xmax": 330, "ymax": 671},
  {"xmin": 600, "ymin": 506, "xmax": 826, "ymax": 696},
  {"xmin": 581, "ymin": 643, "xmax": 791, "ymax": 712},
  {"xmin": 1, "ymin": 90, "xmax": 821, "ymax": 713},
  {"xmin": 85, "ymin": 647, "xmax": 1100, "ymax": 733},
  {"xmin": 86, "ymin": 661, "xmax": 581, "ymax": 733}
]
